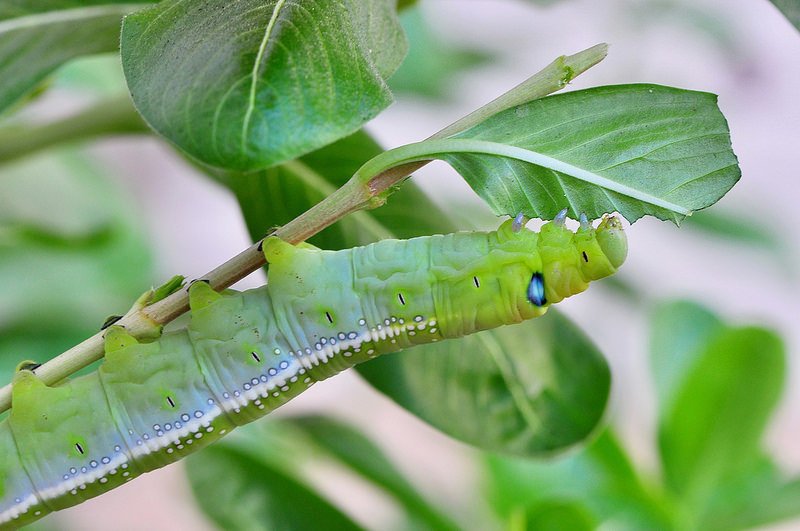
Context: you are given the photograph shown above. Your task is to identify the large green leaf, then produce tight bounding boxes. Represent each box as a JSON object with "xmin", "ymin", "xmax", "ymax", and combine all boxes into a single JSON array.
[
  {"xmin": 449, "ymin": 84, "xmax": 739, "ymax": 223},
  {"xmin": 361, "ymin": 84, "xmax": 740, "ymax": 224},
  {"xmin": 287, "ymin": 415, "xmax": 460, "ymax": 531},
  {"xmin": 358, "ymin": 311, "xmax": 610, "ymax": 455},
  {"xmin": 649, "ymin": 300, "xmax": 725, "ymax": 416},
  {"xmin": 121, "ymin": 0, "xmax": 406, "ymax": 171},
  {"xmin": 769, "ymin": 0, "xmax": 800, "ymax": 30},
  {"xmin": 186, "ymin": 444, "xmax": 363, "ymax": 531},
  {"xmin": 658, "ymin": 327, "xmax": 785, "ymax": 512},
  {"xmin": 0, "ymin": 2, "xmax": 151, "ymax": 115}
]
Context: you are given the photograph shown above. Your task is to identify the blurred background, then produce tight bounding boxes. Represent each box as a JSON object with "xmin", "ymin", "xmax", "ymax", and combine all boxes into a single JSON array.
[{"xmin": 1, "ymin": 0, "xmax": 799, "ymax": 529}]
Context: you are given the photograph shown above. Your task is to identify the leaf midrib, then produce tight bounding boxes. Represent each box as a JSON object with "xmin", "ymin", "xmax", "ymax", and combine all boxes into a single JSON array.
[
  {"xmin": 361, "ymin": 138, "xmax": 694, "ymax": 215},
  {"xmin": 241, "ymin": 0, "xmax": 288, "ymax": 153}
]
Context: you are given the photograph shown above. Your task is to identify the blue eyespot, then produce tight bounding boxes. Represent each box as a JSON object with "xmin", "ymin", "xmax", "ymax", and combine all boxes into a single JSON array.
[{"xmin": 527, "ymin": 272, "xmax": 546, "ymax": 307}]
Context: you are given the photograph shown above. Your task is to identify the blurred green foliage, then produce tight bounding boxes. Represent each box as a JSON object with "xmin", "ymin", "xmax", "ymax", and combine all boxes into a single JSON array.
[
  {"xmin": 485, "ymin": 301, "xmax": 798, "ymax": 531},
  {"xmin": 0, "ymin": 150, "xmax": 153, "ymax": 404},
  {"xmin": 389, "ymin": 7, "xmax": 492, "ymax": 100}
]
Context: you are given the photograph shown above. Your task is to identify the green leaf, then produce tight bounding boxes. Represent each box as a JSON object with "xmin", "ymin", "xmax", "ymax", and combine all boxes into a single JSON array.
[
  {"xmin": 651, "ymin": 304, "xmax": 797, "ymax": 529},
  {"xmin": 389, "ymin": 7, "xmax": 491, "ymax": 100},
  {"xmin": 121, "ymin": 0, "xmax": 407, "ymax": 171},
  {"xmin": 191, "ymin": 417, "xmax": 455, "ymax": 531},
  {"xmin": 649, "ymin": 300, "xmax": 725, "ymax": 416},
  {"xmin": 360, "ymin": 84, "xmax": 740, "ymax": 224},
  {"xmin": 187, "ymin": 444, "xmax": 363, "ymax": 531},
  {"xmin": 358, "ymin": 311, "xmax": 610, "ymax": 456},
  {"xmin": 0, "ymin": 222, "xmax": 114, "ymax": 249},
  {"xmin": 658, "ymin": 326, "xmax": 786, "ymax": 512},
  {"xmin": 287, "ymin": 415, "xmax": 460, "ymax": 531},
  {"xmin": 485, "ymin": 430, "xmax": 673, "ymax": 529},
  {"xmin": 0, "ymin": 2, "xmax": 151, "ymax": 115},
  {"xmin": 769, "ymin": 0, "xmax": 800, "ymax": 31}
]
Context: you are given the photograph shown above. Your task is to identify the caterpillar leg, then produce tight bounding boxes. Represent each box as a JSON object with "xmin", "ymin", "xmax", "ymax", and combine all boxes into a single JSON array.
[
  {"xmin": 188, "ymin": 281, "xmax": 223, "ymax": 312},
  {"xmin": 103, "ymin": 325, "xmax": 140, "ymax": 353},
  {"xmin": 262, "ymin": 236, "xmax": 320, "ymax": 264}
]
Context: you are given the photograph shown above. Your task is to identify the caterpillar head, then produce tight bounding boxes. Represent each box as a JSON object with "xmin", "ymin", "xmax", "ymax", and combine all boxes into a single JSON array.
[
  {"xmin": 572, "ymin": 213, "xmax": 628, "ymax": 281},
  {"xmin": 594, "ymin": 215, "xmax": 627, "ymax": 268},
  {"xmin": 531, "ymin": 211, "xmax": 627, "ymax": 307}
]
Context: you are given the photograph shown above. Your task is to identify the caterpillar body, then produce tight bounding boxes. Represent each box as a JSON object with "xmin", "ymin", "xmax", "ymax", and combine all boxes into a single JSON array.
[{"xmin": 0, "ymin": 215, "xmax": 626, "ymax": 528}]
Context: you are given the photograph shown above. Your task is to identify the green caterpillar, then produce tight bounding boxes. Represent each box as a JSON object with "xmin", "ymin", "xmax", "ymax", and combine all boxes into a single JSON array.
[{"xmin": 0, "ymin": 213, "xmax": 626, "ymax": 528}]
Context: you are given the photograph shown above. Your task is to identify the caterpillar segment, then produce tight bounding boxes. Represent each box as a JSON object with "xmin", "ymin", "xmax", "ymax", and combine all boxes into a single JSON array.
[{"xmin": 0, "ymin": 216, "xmax": 626, "ymax": 528}]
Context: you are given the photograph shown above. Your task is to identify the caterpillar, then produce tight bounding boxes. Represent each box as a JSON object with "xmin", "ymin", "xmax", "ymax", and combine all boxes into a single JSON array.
[{"xmin": 0, "ymin": 212, "xmax": 626, "ymax": 528}]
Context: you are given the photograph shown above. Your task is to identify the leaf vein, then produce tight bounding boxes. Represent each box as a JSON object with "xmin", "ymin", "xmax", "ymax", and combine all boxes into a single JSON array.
[{"xmin": 241, "ymin": 0, "xmax": 289, "ymax": 155}]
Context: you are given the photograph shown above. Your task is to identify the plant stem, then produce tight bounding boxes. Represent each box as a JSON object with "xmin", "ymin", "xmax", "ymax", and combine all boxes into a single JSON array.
[
  {"xmin": 281, "ymin": 159, "xmax": 397, "ymax": 241},
  {"xmin": 0, "ymin": 94, "xmax": 148, "ymax": 164},
  {"xmin": 0, "ymin": 43, "xmax": 608, "ymax": 413},
  {"xmin": 433, "ymin": 43, "xmax": 607, "ymax": 139}
]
